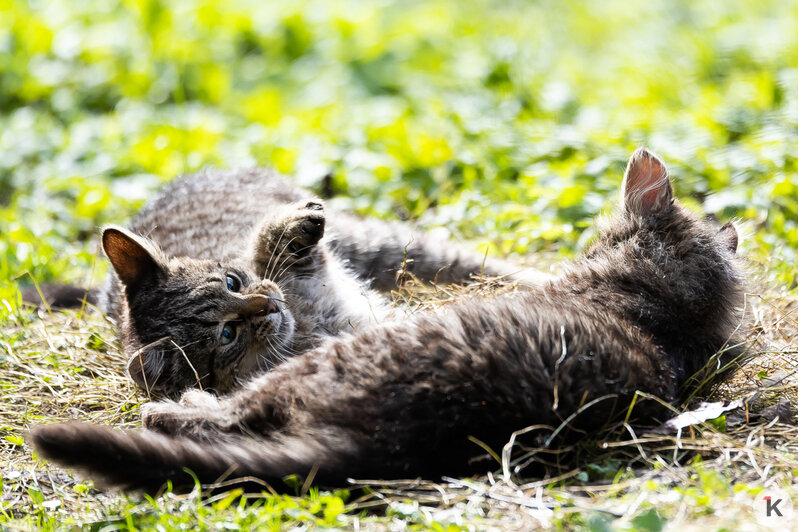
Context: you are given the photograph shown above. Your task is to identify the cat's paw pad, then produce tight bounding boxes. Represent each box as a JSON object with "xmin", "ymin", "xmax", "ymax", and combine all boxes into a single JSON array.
[
  {"xmin": 285, "ymin": 201, "xmax": 326, "ymax": 252},
  {"xmin": 253, "ymin": 201, "xmax": 327, "ymax": 269}
]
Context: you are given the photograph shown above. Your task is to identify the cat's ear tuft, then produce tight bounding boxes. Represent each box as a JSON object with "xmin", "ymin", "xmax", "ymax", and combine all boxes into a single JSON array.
[
  {"xmin": 127, "ymin": 346, "xmax": 167, "ymax": 393},
  {"xmin": 621, "ymin": 147, "xmax": 673, "ymax": 217},
  {"xmin": 102, "ymin": 226, "xmax": 164, "ymax": 291},
  {"xmin": 718, "ymin": 222, "xmax": 738, "ymax": 253}
]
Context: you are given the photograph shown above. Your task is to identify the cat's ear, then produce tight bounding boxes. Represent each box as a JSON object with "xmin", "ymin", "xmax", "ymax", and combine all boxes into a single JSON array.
[
  {"xmin": 718, "ymin": 221, "xmax": 738, "ymax": 253},
  {"xmin": 127, "ymin": 342, "xmax": 168, "ymax": 393},
  {"xmin": 102, "ymin": 226, "xmax": 164, "ymax": 291},
  {"xmin": 621, "ymin": 147, "xmax": 673, "ymax": 216}
]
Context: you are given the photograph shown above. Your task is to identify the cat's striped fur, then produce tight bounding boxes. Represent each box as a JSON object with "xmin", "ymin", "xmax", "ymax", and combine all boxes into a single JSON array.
[
  {"xmin": 95, "ymin": 168, "xmax": 543, "ymax": 397},
  {"xmin": 30, "ymin": 149, "xmax": 744, "ymax": 491}
]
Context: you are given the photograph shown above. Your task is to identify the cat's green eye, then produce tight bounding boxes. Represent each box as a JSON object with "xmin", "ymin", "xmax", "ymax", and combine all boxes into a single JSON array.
[
  {"xmin": 220, "ymin": 323, "xmax": 238, "ymax": 345},
  {"xmin": 226, "ymin": 274, "xmax": 241, "ymax": 292}
]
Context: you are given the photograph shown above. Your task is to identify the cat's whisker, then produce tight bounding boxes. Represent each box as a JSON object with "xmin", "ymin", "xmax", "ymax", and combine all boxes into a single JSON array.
[
  {"xmin": 274, "ymin": 261, "xmax": 315, "ymax": 283},
  {"xmin": 267, "ymin": 236, "xmax": 304, "ymax": 281},
  {"xmin": 272, "ymin": 247, "xmax": 319, "ymax": 282},
  {"xmin": 269, "ymin": 242, "xmax": 319, "ymax": 283},
  {"xmin": 273, "ymin": 276, "xmax": 319, "ymax": 294},
  {"xmin": 266, "ymin": 334, "xmax": 294, "ymax": 362},
  {"xmin": 262, "ymin": 222, "xmax": 294, "ymax": 281},
  {"xmin": 273, "ymin": 273, "xmax": 319, "ymax": 286},
  {"xmin": 261, "ymin": 232, "xmax": 293, "ymax": 281},
  {"xmin": 262, "ymin": 336, "xmax": 290, "ymax": 368}
]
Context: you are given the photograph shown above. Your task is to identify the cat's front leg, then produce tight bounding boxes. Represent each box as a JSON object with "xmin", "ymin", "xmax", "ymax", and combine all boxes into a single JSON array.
[
  {"xmin": 178, "ymin": 389, "xmax": 221, "ymax": 409},
  {"xmin": 250, "ymin": 201, "xmax": 327, "ymax": 279},
  {"xmin": 142, "ymin": 377, "xmax": 291, "ymax": 441},
  {"xmin": 141, "ymin": 391, "xmax": 229, "ymax": 440}
]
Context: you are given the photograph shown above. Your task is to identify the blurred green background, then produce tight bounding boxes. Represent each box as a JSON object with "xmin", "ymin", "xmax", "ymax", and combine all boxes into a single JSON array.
[{"xmin": 1, "ymin": 0, "xmax": 797, "ymax": 309}]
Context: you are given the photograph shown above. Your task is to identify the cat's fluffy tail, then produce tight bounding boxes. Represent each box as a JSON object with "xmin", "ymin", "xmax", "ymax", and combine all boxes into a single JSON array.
[
  {"xmin": 28, "ymin": 422, "xmax": 334, "ymax": 492},
  {"xmin": 20, "ymin": 284, "xmax": 98, "ymax": 310}
]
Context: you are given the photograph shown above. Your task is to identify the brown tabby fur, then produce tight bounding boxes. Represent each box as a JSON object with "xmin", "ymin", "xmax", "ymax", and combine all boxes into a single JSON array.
[
  {"xmin": 29, "ymin": 149, "xmax": 744, "ymax": 492},
  {"xmin": 93, "ymin": 168, "xmax": 543, "ymax": 397}
]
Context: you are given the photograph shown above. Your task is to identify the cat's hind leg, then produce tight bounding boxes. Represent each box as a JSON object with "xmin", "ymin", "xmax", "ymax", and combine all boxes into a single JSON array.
[{"xmin": 326, "ymin": 213, "xmax": 553, "ymax": 291}]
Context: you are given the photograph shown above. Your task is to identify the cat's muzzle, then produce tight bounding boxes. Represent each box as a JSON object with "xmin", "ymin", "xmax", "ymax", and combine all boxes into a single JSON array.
[{"xmin": 240, "ymin": 294, "xmax": 280, "ymax": 317}]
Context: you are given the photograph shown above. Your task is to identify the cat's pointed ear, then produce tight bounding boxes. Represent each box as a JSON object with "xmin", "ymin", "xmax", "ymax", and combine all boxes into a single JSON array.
[
  {"xmin": 127, "ymin": 344, "xmax": 167, "ymax": 393},
  {"xmin": 718, "ymin": 221, "xmax": 738, "ymax": 253},
  {"xmin": 102, "ymin": 226, "xmax": 164, "ymax": 291},
  {"xmin": 621, "ymin": 147, "xmax": 673, "ymax": 216}
]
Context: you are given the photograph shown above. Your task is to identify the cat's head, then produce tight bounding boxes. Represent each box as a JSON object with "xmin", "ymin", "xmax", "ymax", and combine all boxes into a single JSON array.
[
  {"xmin": 102, "ymin": 227, "xmax": 296, "ymax": 398},
  {"xmin": 578, "ymin": 148, "xmax": 744, "ymax": 379}
]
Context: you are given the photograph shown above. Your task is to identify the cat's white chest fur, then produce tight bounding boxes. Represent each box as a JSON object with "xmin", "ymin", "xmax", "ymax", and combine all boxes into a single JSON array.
[{"xmin": 288, "ymin": 253, "xmax": 390, "ymax": 337}]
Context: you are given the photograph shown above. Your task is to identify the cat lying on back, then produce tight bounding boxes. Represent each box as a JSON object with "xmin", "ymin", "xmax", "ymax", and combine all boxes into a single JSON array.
[
  {"xmin": 30, "ymin": 148, "xmax": 744, "ymax": 491},
  {"xmin": 90, "ymin": 169, "xmax": 544, "ymax": 397}
]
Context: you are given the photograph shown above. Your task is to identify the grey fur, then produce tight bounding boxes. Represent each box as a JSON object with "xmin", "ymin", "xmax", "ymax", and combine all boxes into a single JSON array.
[
  {"xmin": 30, "ymin": 148, "xmax": 745, "ymax": 491},
  {"xmin": 96, "ymin": 168, "xmax": 542, "ymax": 397}
]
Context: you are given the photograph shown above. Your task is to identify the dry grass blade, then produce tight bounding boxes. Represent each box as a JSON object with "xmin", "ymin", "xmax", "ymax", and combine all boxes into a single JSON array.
[{"xmin": 1, "ymin": 309, "xmax": 141, "ymax": 521}]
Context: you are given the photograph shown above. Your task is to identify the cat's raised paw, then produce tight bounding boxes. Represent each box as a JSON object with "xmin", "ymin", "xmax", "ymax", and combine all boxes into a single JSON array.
[
  {"xmin": 285, "ymin": 201, "xmax": 326, "ymax": 253},
  {"xmin": 251, "ymin": 200, "xmax": 329, "ymax": 276}
]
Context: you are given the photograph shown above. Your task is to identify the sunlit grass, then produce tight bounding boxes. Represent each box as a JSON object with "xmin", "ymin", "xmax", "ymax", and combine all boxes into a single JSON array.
[
  {"xmin": 2, "ymin": 0, "xmax": 798, "ymax": 529},
  {"xmin": 2, "ymin": 0, "xmax": 798, "ymax": 287}
]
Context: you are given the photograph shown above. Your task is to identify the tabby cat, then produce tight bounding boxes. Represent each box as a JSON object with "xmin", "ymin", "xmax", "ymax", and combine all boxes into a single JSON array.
[
  {"xmin": 91, "ymin": 169, "xmax": 542, "ymax": 397},
  {"xmin": 29, "ymin": 149, "xmax": 744, "ymax": 491}
]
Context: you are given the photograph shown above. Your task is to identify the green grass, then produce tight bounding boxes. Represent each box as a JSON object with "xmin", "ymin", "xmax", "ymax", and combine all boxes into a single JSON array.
[{"xmin": 2, "ymin": 0, "xmax": 798, "ymax": 529}]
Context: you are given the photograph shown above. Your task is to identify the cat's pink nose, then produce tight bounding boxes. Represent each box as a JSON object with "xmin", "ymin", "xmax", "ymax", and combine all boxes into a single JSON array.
[
  {"xmin": 264, "ymin": 297, "xmax": 279, "ymax": 315},
  {"xmin": 240, "ymin": 294, "xmax": 280, "ymax": 316}
]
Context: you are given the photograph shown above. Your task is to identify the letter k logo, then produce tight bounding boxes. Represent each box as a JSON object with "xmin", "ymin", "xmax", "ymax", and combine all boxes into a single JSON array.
[
  {"xmin": 765, "ymin": 496, "xmax": 783, "ymax": 517},
  {"xmin": 753, "ymin": 488, "xmax": 793, "ymax": 526}
]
